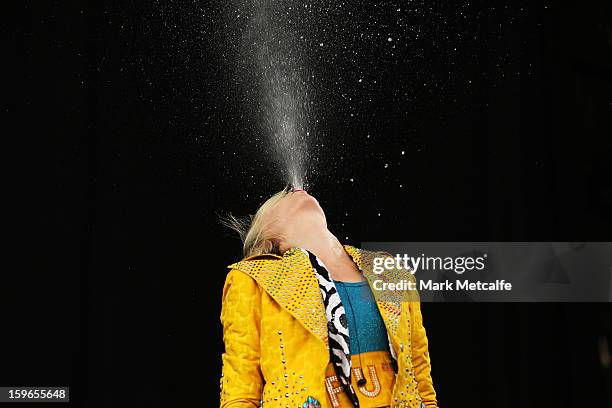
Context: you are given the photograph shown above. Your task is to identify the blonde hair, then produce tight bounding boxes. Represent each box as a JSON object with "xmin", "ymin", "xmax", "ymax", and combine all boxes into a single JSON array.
[{"xmin": 222, "ymin": 189, "xmax": 290, "ymax": 258}]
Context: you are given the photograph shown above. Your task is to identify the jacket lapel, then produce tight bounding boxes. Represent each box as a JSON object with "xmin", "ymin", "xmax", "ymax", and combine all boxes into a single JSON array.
[
  {"xmin": 228, "ymin": 246, "xmax": 414, "ymax": 355},
  {"xmin": 344, "ymin": 245, "xmax": 404, "ymax": 357},
  {"xmin": 228, "ymin": 248, "xmax": 329, "ymax": 347}
]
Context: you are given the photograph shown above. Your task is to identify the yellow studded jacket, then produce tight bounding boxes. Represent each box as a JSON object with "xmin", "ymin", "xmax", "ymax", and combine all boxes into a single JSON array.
[{"xmin": 220, "ymin": 246, "xmax": 438, "ymax": 408}]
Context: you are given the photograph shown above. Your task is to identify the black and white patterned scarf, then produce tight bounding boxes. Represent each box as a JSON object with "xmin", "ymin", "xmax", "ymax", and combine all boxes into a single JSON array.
[{"xmin": 307, "ymin": 251, "xmax": 360, "ymax": 407}]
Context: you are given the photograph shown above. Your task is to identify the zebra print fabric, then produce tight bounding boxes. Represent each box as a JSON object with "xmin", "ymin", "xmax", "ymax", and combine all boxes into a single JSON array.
[{"xmin": 307, "ymin": 251, "xmax": 360, "ymax": 407}]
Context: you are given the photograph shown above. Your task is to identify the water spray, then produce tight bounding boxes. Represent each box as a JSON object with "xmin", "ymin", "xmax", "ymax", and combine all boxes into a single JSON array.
[{"xmin": 247, "ymin": 0, "xmax": 313, "ymax": 189}]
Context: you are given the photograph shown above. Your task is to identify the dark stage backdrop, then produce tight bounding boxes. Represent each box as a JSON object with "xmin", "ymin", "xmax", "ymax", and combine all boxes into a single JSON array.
[{"xmin": 11, "ymin": 1, "xmax": 611, "ymax": 407}]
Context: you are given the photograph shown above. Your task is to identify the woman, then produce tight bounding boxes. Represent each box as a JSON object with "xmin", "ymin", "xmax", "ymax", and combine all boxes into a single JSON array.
[{"xmin": 220, "ymin": 186, "xmax": 437, "ymax": 408}]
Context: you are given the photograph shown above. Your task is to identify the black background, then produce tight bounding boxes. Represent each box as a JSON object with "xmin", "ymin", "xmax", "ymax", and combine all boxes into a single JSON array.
[{"xmin": 10, "ymin": 1, "xmax": 612, "ymax": 407}]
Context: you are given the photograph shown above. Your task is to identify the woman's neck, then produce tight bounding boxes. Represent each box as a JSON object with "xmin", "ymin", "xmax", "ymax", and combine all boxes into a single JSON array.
[
  {"xmin": 298, "ymin": 229, "xmax": 345, "ymax": 264},
  {"xmin": 288, "ymin": 228, "xmax": 362, "ymax": 280}
]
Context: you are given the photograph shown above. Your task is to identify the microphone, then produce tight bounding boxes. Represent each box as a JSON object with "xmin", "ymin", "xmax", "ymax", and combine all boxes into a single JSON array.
[{"xmin": 357, "ymin": 378, "xmax": 367, "ymax": 386}]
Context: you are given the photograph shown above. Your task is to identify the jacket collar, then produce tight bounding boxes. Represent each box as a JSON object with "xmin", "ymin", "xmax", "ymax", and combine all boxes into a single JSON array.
[
  {"xmin": 227, "ymin": 245, "xmax": 403, "ymax": 354},
  {"xmin": 228, "ymin": 247, "xmax": 329, "ymax": 346}
]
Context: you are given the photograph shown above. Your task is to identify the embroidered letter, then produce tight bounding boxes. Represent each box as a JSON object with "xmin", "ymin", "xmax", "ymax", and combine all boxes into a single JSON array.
[
  {"xmin": 353, "ymin": 366, "xmax": 382, "ymax": 397},
  {"xmin": 325, "ymin": 375, "xmax": 344, "ymax": 407}
]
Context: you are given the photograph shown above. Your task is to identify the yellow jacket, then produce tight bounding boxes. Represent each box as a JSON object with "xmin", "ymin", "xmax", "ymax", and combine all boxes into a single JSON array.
[{"xmin": 220, "ymin": 246, "xmax": 438, "ymax": 408}]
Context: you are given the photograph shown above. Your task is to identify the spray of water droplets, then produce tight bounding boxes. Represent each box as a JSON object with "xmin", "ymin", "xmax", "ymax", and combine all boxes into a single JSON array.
[{"xmin": 245, "ymin": 0, "xmax": 314, "ymax": 189}]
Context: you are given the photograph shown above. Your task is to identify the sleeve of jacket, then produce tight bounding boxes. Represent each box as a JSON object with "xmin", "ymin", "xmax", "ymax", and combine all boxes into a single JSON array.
[
  {"xmin": 219, "ymin": 269, "xmax": 263, "ymax": 408},
  {"xmin": 410, "ymin": 300, "xmax": 438, "ymax": 407}
]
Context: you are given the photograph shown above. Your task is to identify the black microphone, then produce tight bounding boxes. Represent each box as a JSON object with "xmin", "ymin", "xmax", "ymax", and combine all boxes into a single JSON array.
[{"xmin": 357, "ymin": 378, "xmax": 367, "ymax": 386}]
